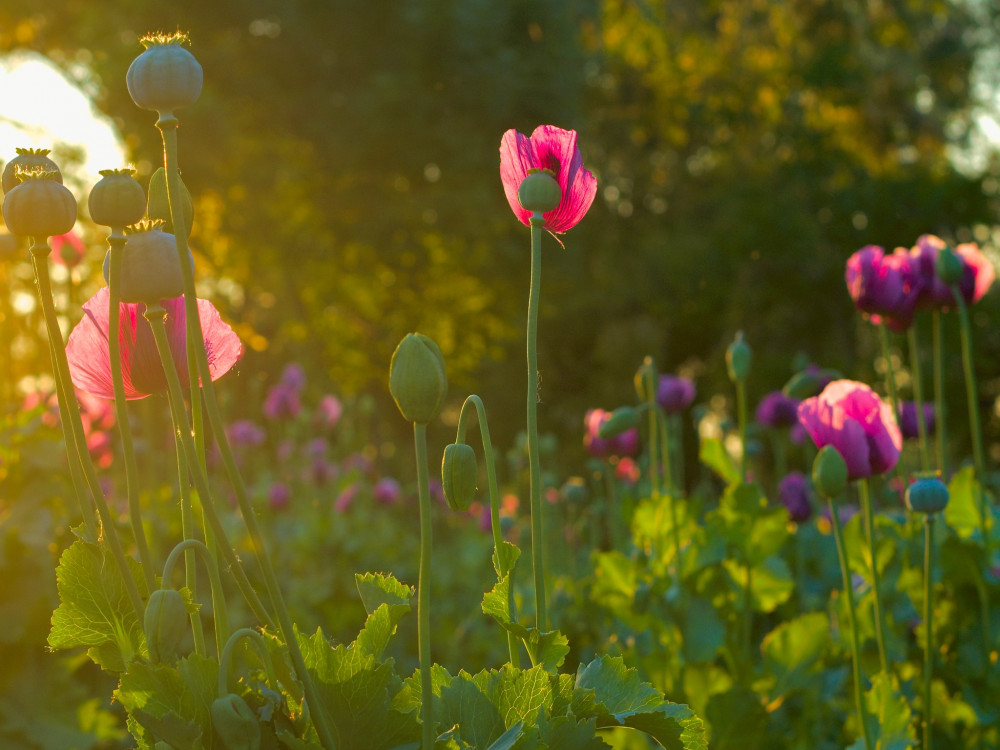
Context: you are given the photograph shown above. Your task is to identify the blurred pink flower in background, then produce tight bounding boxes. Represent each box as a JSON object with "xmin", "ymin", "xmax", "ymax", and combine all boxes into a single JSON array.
[
  {"xmin": 334, "ymin": 482, "xmax": 360, "ymax": 513},
  {"xmin": 615, "ymin": 457, "xmax": 640, "ymax": 484},
  {"xmin": 228, "ymin": 419, "xmax": 266, "ymax": 448},
  {"xmin": 499, "ymin": 124, "xmax": 597, "ymax": 233},
  {"xmin": 373, "ymin": 477, "xmax": 402, "ymax": 505},
  {"xmin": 910, "ymin": 234, "xmax": 994, "ymax": 310},
  {"xmin": 845, "ymin": 245, "xmax": 920, "ymax": 331},
  {"xmin": 315, "ymin": 394, "xmax": 343, "ymax": 429},
  {"xmin": 268, "ymin": 482, "xmax": 291, "ymax": 510},
  {"xmin": 66, "ymin": 288, "xmax": 242, "ymax": 400},
  {"xmin": 50, "ymin": 230, "xmax": 86, "ymax": 268},
  {"xmin": 584, "ymin": 409, "xmax": 640, "ymax": 459}
]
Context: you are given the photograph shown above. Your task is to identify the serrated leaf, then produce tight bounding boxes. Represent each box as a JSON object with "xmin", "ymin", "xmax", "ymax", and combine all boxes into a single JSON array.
[
  {"xmin": 944, "ymin": 466, "xmax": 989, "ymax": 540},
  {"xmin": 48, "ymin": 540, "xmax": 148, "ymax": 671},
  {"xmin": 699, "ymin": 437, "xmax": 740, "ymax": 485},
  {"xmin": 859, "ymin": 672, "xmax": 916, "ymax": 750},
  {"xmin": 129, "ymin": 709, "xmax": 202, "ymax": 750},
  {"xmin": 356, "ymin": 572, "xmax": 414, "ymax": 615},
  {"xmin": 356, "ymin": 603, "xmax": 411, "ymax": 661},
  {"xmin": 493, "ymin": 542, "xmax": 520, "ymax": 578},
  {"xmin": 536, "ymin": 714, "xmax": 606, "ymax": 749},
  {"xmin": 394, "ymin": 664, "xmax": 454, "ymax": 715},
  {"xmin": 761, "ymin": 612, "xmax": 829, "ymax": 698}
]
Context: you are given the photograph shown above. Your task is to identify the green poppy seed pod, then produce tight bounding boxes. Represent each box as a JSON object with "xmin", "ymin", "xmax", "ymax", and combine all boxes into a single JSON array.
[
  {"xmin": 1, "ymin": 148, "xmax": 62, "ymax": 195},
  {"xmin": 1, "ymin": 171, "xmax": 77, "ymax": 239},
  {"xmin": 598, "ymin": 406, "xmax": 640, "ymax": 438},
  {"xmin": 118, "ymin": 221, "xmax": 185, "ymax": 304},
  {"xmin": 936, "ymin": 247, "xmax": 965, "ymax": 286},
  {"xmin": 812, "ymin": 445, "xmax": 849, "ymax": 500},
  {"xmin": 442, "ymin": 442, "xmax": 478, "ymax": 511},
  {"xmin": 389, "ymin": 333, "xmax": 448, "ymax": 424},
  {"xmin": 905, "ymin": 476, "xmax": 949, "ymax": 514},
  {"xmin": 143, "ymin": 588, "xmax": 189, "ymax": 663},
  {"xmin": 561, "ymin": 477, "xmax": 588, "ymax": 503},
  {"xmin": 633, "ymin": 356, "xmax": 658, "ymax": 401},
  {"xmin": 88, "ymin": 169, "xmax": 146, "ymax": 229},
  {"xmin": 127, "ymin": 33, "xmax": 203, "ymax": 116},
  {"xmin": 517, "ymin": 168, "xmax": 561, "ymax": 215},
  {"xmin": 726, "ymin": 331, "xmax": 752, "ymax": 383},
  {"xmin": 146, "ymin": 167, "xmax": 194, "ymax": 237},
  {"xmin": 210, "ymin": 693, "xmax": 261, "ymax": 750}
]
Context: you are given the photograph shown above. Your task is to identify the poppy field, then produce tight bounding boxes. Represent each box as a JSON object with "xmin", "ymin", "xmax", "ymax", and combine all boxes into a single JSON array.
[{"xmin": 2, "ymin": 23, "xmax": 1000, "ymax": 750}]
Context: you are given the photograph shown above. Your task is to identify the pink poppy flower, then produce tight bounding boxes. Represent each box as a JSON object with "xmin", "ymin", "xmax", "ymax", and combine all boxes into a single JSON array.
[
  {"xmin": 65, "ymin": 287, "xmax": 242, "ymax": 400},
  {"xmin": 499, "ymin": 125, "xmax": 597, "ymax": 233},
  {"xmin": 845, "ymin": 245, "xmax": 920, "ymax": 331},
  {"xmin": 584, "ymin": 408, "xmax": 639, "ymax": 459},
  {"xmin": 50, "ymin": 230, "xmax": 86, "ymax": 268},
  {"xmin": 910, "ymin": 235, "xmax": 995, "ymax": 309},
  {"xmin": 797, "ymin": 380, "xmax": 902, "ymax": 480}
]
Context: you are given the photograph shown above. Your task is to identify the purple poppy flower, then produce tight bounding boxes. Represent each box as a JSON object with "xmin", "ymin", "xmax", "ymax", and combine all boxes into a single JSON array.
[
  {"xmin": 656, "ymin": 375, "xmax": 696, "ymax": 413},
  {"xmin": 898, "ymin": 401, "xmax": 935, "ymax": 440},
  {"xmin": 373, "ymin": 477, "xmax": 402, "ymax": 505},
  {"xmin": 778, "ymin": 471, "xmax": 813, "ymax": 523},
  {"xmin": 798, "ymin": 380, "xmax": 902, "ymax": 480},
  {"xmin": 845, "ymin": 245, "xmax": 921, "ymax": 331},
  {"xmin": 756, "ymin": 390, "xmax": 801, "ymax": 428},
  {"xmin": 584, "ymin": 409, "xmax": 639, "ymax": 459},
  {"xmin": 228, "ymin": 419, "xmax": 266, "ymax": 447},
  {"xmin": 263, "ymin": 382, "xmax": 301, "ymax": 420}
]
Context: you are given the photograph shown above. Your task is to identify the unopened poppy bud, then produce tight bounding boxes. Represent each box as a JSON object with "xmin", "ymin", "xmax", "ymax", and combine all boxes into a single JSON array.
[
  {"xmin": 783, "ymin": 368, "xmax": 838, "ymax": 399},
  {"xmin": 2, "ymin": 170, "xmax": 77, "ymax": 240},
  {"xmin": 144, "ymin": 588, "xmax": 189, "ymax": 663},
  {"xmin": 146, "ymin": 167, "xmax": 194, "ymax": 237},
  {"xmin": 442, "ymin": 442, "xmax": 477, "ymax": 511},
  {"xmin": 89, "ymin": 169, "xmax": 146, "ymax": 229},
  {"xmin": 389, "ymin": 333, "xmax": 447, "ymax": 424},
  {"xmin": 812, "ymin": 445, "xmax": 848, "ymax": 499},
  {"xmin": 1, "ymin": 148, "xmax": 62, "ymax": 195},
  {"xmin": 127, "ymin": 33, "xmax": 203, "ymax": 116},
  {"xmin": 210, "ymin": 693, "xmax": 261, "ymax": 750},
  {"xmin": 726, "ymin": 332, "xmax": 752, "ymax": 383},
  {"xmin": 598, "ymin": 406, "xmax": 639, "ymax": 438},
  {"xmin": 118, "ymin": 221, "xmax": 185, "ymax": 304},
  {"xmin": 517, "ymin": 169, "xmax": 561, "ymax": 215},
  {"xmin": 633, "ymin": 356, "xmax": 658, "ymax": 401},
  {"xmin": 905, "ymin": 475, "xmax": 949, "ymax": 514},
  {"xmin": 936, "ymin": 247, "xmax": 965, "ymax": 287}
]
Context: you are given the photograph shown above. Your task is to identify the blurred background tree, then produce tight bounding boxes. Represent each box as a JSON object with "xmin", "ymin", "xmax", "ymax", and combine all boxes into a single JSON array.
[{"xmin": 1, "ymin": 0, "xmax": 999, "ymax": 461}]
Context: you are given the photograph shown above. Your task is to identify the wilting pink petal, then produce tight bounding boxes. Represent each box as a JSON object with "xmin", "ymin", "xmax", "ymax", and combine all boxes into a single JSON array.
[
  {"xmin": 499, "ymin": 125, "xmax": 597, "ymax": 233},
  {"xmin": 797, "ymin": 380, "xmax": 902, "ymax": 480},
  {"xmin": 65, "ymin": 287, "xmax": 242, "ymax": 400}
]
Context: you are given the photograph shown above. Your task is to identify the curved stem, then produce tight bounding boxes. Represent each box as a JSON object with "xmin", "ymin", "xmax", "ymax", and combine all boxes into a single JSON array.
[
  {"xmin": 923, "ymin": 514, "xmax": 935, "ymax": 750},
  {"xmin": 457, "ymin": 395, "xmax": 520, "ymax": 667},
  {"xmin": 859, "ymin": 478, "xmax": 889, "ymax": 674},
  {"xmin": 735, "ymin": 380, "xmax": 748, "ymax": 482},
  {"xmin": 30, "ymin": 243, "xmax": 144, "ymax": 621},
  {"xmin": 907, "ymin": 326, "xmax": 932, "ymax": 472},
  {"xmin": 107, "ymin": 232, "xmax": 156, "ymax": 594},
  {"xmin": 162, "ymin": 537, "xmax": 231, "ymax": 660},
  {"xmin": 932, "ymin": 311, "xmax": 947, "ymax": 476},
  {"xmin": 174, "ymin": 440, "xmax": 207, "ymax": 657},
  {"xmin": 217, "ymin": 627, "xmax": 279, "ymax": 697},
  {"xmin": 526, "ymin": 214, "xmax": 547, "ymax": 632},
  {"xmin": 414, "ymin": 423, "xmax": 434, "ymax": 750},
  {"xmin": 829, "ymin": 498, "xmax": 872, "ymax": 750}
]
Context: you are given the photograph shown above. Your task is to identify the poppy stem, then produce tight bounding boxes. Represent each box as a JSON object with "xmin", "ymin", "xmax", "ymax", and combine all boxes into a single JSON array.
[
  {"xmin": 173, "ymin": 432, "xmax": 207, "ymax": 658},
  {"xmin": 829, "ymin": 498, "xmax": 873, "ymax": 750},
  {"xmin": 735, "ymin": 379, "xmax": 748, "ymax": 482},
  {"xmin": 526, "ymin": 214, "xmax": 547, "ymax": 632},
  {"xmin": 457, "ymin": 395, "xmax": 521, "ymax": 667},
  {"xmin": 161, "ymin": 538, "xmax": 231, "ymax": 662},
  {"xmin": 217, "ymin": 627, "xmax": 280, "ymax": 697},
  {"xmin": 642, "ymin": 361, "xmax": 661, "ymax": 501},
  {"xmin": 106, "ymin": 231, "xmax": 157, "ymax": 594},
  {"xmin": 931, "ymin": 311, "xmax": 947, "ymax": 476},
  {"xmin": 922, "ymin": 514, "xmax": 935, "ymax": 750},
  {"xmin": 412, "ymin": 422, "xmax": 435, "ymax": 750},
  {"xmin": 657, "ymin": 409, "xmax": 684, "ymax": 594},
  {"xmin": 858, "ymin": 477, "xmax": 889, "ymax": 674},
  {"xmin": 30, "ymin": 242, "xmax": 144, "ymax": 622},
  {"xmin": 907, "ymin": 326, "xmax": 932, "ymax": 473}
]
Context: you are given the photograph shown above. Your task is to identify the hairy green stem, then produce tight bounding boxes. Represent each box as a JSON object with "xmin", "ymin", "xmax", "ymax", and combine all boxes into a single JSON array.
[
  {"xmin": 859, "ymin": 478, "xmax": 888, "ymax": 674},
  {"xmin": 830, "ymin": 498, "xmax": 872, "ymax": 750},
  {"xmin": 657, "ymin": 409, "xmax": 684, "ymax": 597},
  {"xmin": 107, "ymin": 232, "xmax": 156, "ymax": 593},
  {"xmin": 175, "ymin": 435, "xmax": 207, "ymax": 657},
  {"xmin": 735, "ymin": 379, "xmax": 748, "ymax": 481},
  {"xmin": 932, "ymin": 311, "xmax": 947, "ymax": 475},
  {"xmin": 30, "ymin": 243, "xmax": 144, "ymax": 620},
  {"xmin": 923, "ymin": 515, "xmax": 935, "ymax": 750},
  {"xmin": 217, "ymin": 627, "xmax": 279, "ymax": 697},
  {"xmin": 414, "ymin": 422, "xmax": 434, "ymax": 750},
  {"xmin": 907, "ymin": 327, "xmax": 932, "ymax": 472},
  {"xmin": 526, "ymin": 214, "xmax": 547, "ymax": 631}
]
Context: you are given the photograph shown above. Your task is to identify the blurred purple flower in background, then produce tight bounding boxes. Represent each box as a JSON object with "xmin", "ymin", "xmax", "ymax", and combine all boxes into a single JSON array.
[
  {"xmin": 756, "ymin": 390, "xmax": 801, "ymax": 428},
  {"xmin": 268, "ymin": 482, "xmax": 291, "ymax": 510},
  {"xmin": 263, "ymin": 383, "xmax": 301, "ymax": 420},
  {"xmin": 898, "ymin": 401, "xmax": 935, "ymax": 440},
  {"xmin": 228, "ymin": 419, "xmax": 266, "ymax": 448},
  {"xmin": 373, "ymin": 477, "xmax": 402, "ymax": 505},
  {"xmin": 656, "ymin": 375, "xmax": 696, "ymax": 413},
  {"xmin": 778, "ymin": 471, "xmax": 812, "ymax": 523}
]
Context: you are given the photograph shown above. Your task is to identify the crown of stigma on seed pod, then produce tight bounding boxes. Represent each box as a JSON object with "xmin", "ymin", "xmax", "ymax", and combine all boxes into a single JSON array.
[
  {"xmin": 905, "ymin": 473, "xmax": 950, "ymax": 514},
  {"xmin": 127, "ymin": 31, "xmax": 203, "ymax": 119},
  {"xmin": 726, "ymin": 331, "xmax": 752, "ymax": 384},
  {"xmin": 1, "ymin": 148, "xmax": 63, "ymax": 195},
  {"xmin": 812, "ymin": 444, "xmax": 848, "ymax": 499},
  {"xmin": 89, "ymin": 168, "xmax": 146, "ymax": 230},
  {"xmin": 517, "ymin": 168, "xmax": 562, "ymax": 216},
  {"xmin": 1, "ymin": 167, "xmax": 77, "ymax": 240},
  {"xmin": 442, "ymin": 442, "xmax": 477, "ymax": 511},
  {"xmin": 116, "ymin": 219, "xmax": 185, "ymax": 304},
  {"xmin": 389, "ymin": 333, "xmax": 448, "ymax": 424}
]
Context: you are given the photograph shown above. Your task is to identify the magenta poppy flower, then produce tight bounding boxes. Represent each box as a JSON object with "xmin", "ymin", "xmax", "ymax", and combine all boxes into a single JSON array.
[
  {"xmin": 955, "ymin": 242, "xmax": 995, "ymax": 305},
  {"xmin": 66, "ymin": 287, "xmax": 242, "ymax": 400},
  {"xmin": 845, "ymin": 245, "xmax": 920, "ymax": 330},
  {"xmin": 756, "ymin": 390, "xmax": 801, "ymax": 428},
  {"xmin": 657, "ymin": 375, "xmax": 696, "ymax": 413},
  {"xmin": 797, "ymin": 380, "xmax": 902, "ymax": 480},
  {"xmin": 499, "ymin": 125, "xmax": 597, "ymax": 233},
  {"xmin": 910, "ymin": 235, "xmax": 994, "ymax": 310},
  {"xmin": 314, "ymin": 394, "xmax": 343, "ymax": 429}
]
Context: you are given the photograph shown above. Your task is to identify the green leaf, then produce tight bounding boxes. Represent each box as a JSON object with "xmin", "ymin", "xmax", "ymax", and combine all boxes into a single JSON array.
[
  {"xmin": 493, "ymin": 542, "xmax": 520, "ymax": 579},
  {"xmin": 699, "ymin": 437, "xmax": 740, "ymax": 485},
  {"xmin": 704, "ymin": 687, "xmax": 767, "ymax": 750},
  {"xmin": 129, "ymin": 709, "xmax": 201, "ymax": 750},
  {"xmin": 356, "ymin": 572, "xmax": 414, "ymax": 615},
  {"xmin": 761, "ymin": 612, "xmax": 829, "ymax": 698},
  {"xmin": 944, "ymin": 466, "xmax": 989, "ymax": 540},
  {"xmin": 48, "ymin": 540, "xmax": 148, "ymax": 672},
  {"xmin": 682, "ymin": 597, "xmax": 725, "ymax": 663},
  {"xmin": 723, "ymin": 556, "xmax": 795, "ymax": 613},
  {"xmin": 855, "ymin": 672, "xmax": 916, "ymax": 750}
]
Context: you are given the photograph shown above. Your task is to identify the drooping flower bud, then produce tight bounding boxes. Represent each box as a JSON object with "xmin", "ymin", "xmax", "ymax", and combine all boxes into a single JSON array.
[
  {"xmin": 210, "ymin": 693, "xmax": 261, "ymax": 750},
  {"xmin": 726, "ymin": 332, "xmax": 751, "ymax": 383},
  {"xmin": 2, "ymin": 169, "xmax": 77, "ymax": 240},
  {"xmin": 936, "ymin": 246, "xmax": 965, "ymax": 287},
  {"xmin": 1, "ymin": 148, "xmax": 62, "ymax": 195},
  {"xmin": 88, "ymin": 169, "xmax": 146, "ymax": 229},
  {"xmin": 905, "ymin": 475, "xmax": 949, "ymax": 514},
  {"xmin": 442, "ymin": 442, "xmax": 477, "ymax": 511},
  {"xmin": 517, "ymin": 168, "xmax": 561, "ymax": 215},
  {"xmin": 389, "ymin": 333, "xmax": 447, "ymax": 424},
  {"xmin": 597, "ymin": 406, "xmax": 640, "ymax": 438},
  {"xmin": 812, "ymin": 445, "xmax": 848, "ymax": 500},
  {"xmin": 143, "ymin": 588, "xmax": 190, "ymax": 663},
  {"xmin": 146, "ymin": 167, "xmax": 194, "ymax": 237},
  {"xmin": 118, "ymin": 220, "xmax": 185, "ymax": 304},
  {"xmin": 127, "ymin": 32, "xmax": 203, "ymax": 116}
]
